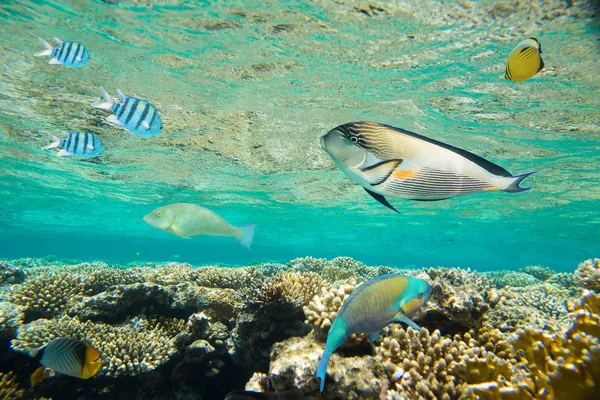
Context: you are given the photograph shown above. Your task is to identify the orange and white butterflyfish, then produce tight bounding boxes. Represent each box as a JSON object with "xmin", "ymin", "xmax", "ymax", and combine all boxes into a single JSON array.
[
  {"xmin": 505, "ymin": 37, "xmax": 544, "ymax": 82},
  {"xmin": 320, "ymin": 121, "xmax": 537, "ymax": 213},
  {"xmin": 30, "ymin": 338, "xmax": 102, "ymax": 379}
]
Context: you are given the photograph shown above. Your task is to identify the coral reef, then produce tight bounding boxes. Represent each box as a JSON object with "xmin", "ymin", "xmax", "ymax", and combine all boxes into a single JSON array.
[
  {"xmin": 0, "ymin": 371, "xmax": 25, "ymax": 399},
  {"xmin": 0, "ymin": 256, "xmax": 598, "ymax": 399}
]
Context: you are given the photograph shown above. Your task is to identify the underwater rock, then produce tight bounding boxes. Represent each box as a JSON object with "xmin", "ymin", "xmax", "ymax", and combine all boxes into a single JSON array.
[{"xmin": 269, "ymin": 335, "xmax": 386, "ymax": 400}]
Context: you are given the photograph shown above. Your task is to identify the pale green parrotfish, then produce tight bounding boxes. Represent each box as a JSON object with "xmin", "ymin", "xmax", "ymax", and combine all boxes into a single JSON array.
[
  {"xmin": 315, "ymin": 274, "xmax": 432, "ymax": 392},
  {"xmin": 320, "ymin": 121, "xmax": 537, "ymax": 213},
  {"xmin": 143, "ymin": 203, "xmax": 257, "ymax": 249}
]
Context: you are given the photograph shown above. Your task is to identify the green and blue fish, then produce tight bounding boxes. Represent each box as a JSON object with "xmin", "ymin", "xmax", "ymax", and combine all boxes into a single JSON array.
[{"xmin": 315, "ymin": 274, "xmax": 432, "ymax": 392}]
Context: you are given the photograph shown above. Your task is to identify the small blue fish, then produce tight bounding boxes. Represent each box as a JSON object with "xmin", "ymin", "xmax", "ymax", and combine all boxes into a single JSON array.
[
  {"xmin": 315, "ymin": 274, "xmax": 432, "ymax": 392},
  {"xmin": 92, "ymin": 87, "xmax": 163, "ymax": 137},
  {"xmin": 42, "ymin": 132, "xmax": 103, "ymax": 158},
  {"xmin": 34, "ymin": 38, "xmax": 90, "ymax": 68}
]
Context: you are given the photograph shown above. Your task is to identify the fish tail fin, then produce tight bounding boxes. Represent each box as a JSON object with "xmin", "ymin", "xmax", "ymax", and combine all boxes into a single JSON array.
[
  {"xmin": 236, "ymin": 224, "xmax": 257, "ymax": 250},
  {"xmin": 42, "ymin": 134, "xmax": 61, "ymax": 150},
  {"xmin": 34, "ymin": 37, "xmax": 53, "ymax": 57},
  {"xmin": 92, "ymin": 87, "xmax": 115, "ymax": 110},
  {"xmin": 316, "ymin": 346, "xmax": 332, "ymax": 392},
  {"xmin": 504, "ymin": 171, "xmax": 538, "ymax": 193}
]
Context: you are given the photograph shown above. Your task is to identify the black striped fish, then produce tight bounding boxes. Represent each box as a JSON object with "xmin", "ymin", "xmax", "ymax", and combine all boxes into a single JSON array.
[
  {"xmin": 34, "ymin": 38, "xmax": 90, "ymax": 68},
  {"xmin": 30, "ymin": 338, "xmax": 102, "ymax": 379},
  {"xmin": 93, "ymin": 87, "xmax": 163, "ymax": 137},
  {"xmin": 42, "ymin": 132, "xmax": 103, "ymax": 158},
  {"xmin": 321, "ymin": 121, "xmax": 537, "ymax": 213},
  {"xmin": 505, "ymin": 38, "xmax": 544, "ymax": 82}
]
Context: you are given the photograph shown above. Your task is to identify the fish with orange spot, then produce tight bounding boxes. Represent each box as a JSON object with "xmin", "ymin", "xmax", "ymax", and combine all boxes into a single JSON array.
[
  {"xmin": 29, "ymin": 338, "xmax": 103, "ymax": 379},
  {"xmin": 320, "ymin": 121, "xmax": 537, "ymax": 212}
]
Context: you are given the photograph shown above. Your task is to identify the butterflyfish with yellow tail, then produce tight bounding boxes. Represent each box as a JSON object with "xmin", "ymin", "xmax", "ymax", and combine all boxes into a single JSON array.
[
  {"xmin": 315, "ymin": 274, "xmax": 432, "ymax": 392},
  {"xmin": 320, "ymin": 121, "xmax": 537, "ymax": 213},
  {"xmin": 30, "ymin": 338, "xmax": 102, "ymax": 379},
  {"xmin": 505, "ymin": 37, "xmax": 544, "ymax": 82}
]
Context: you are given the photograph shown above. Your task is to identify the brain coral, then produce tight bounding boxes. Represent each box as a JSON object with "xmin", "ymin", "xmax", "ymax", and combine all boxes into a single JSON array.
[{"xmin": 11, "ymin": 315, "xmax": 183, "ymax": 376}]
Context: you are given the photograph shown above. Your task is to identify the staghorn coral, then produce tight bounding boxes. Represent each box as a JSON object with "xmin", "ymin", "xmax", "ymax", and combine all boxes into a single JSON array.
[
  {"xmin": 0, "ymin": 371, "xmax": 25, "ymax": 399},
  {"xmin": 11, "ymin": 315, "xmax": 182, "ymax": 377},
  {"xmin": 574, "ymin": 258, "xmax": 600, "ymax": 292}
]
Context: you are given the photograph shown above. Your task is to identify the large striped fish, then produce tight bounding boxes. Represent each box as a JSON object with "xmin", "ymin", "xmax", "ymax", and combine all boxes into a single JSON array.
[
  {"xmin": 34, "ymin": 38, "xmax": 90, "ymax": 68},
  {"xmin": 505, "ymin": 38, "xmax": 544, "ymax": 82},
  {"xmin": 42, "ymin": 132, "xmax": 103, "ymax": 158},
  {"xmin": 30, "ymin": 338, "xmax": 102, "ymax": 379},
  {"xmin": 315, "ymin": 274, "xmax": 431, "ymax": 392},
  {"xmin": 93, "ymin": 87, "xmax": 163, "ymax": 137},
  {"xmin": 321, "ymin": 121, "xmax": 537, "ymax": 212}
]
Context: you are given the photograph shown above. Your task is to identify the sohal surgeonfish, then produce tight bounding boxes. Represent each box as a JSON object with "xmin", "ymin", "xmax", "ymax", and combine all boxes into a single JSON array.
[
  {"xmin": 321, "ymin": 121, "xmax": 537, "ymax": 212},
  {"xmin": 505, "ymin": 37, "xmax": 544, "ymax": 82},
  {"xmin": 224, "ymin": 389, "xmax": 304, "ymax": 400},
  {"xmin": 30, "ymin": 338, "xmax": 102, "ymax": 379},
  {"xmin": 143, "ymin": 203, "xmax": 257, "ymax": 249},
  {"xmin": 315, "ymin": 274, "xmax": 432, "ymax": 392},
  {"xmin": 42, "ymin": 132, "xmax": 103, "ymax": 158},
  {"xmin": 93, "ymin": 87, "xmax": 163, "ymax": 137},
  {"xmin": 34, "ymin": 37, "xmax": 90, "ymax": 68}
]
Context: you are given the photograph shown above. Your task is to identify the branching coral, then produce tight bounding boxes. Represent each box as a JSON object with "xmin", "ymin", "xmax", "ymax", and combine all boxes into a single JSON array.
[
  {"xmin": 192, "ymin": 266, "xmax": 265, "ymax": 289},
  {"xmin": 0, "ymin": 371, "xmax": 25, "ymax": 399},
  {"xmin": 574, "ymin": 258, "xmax": 600, "ymax": 292},
  {"xmin": 0, "ymin": 302, "xmax": 23, "ymax": 338},
  {"xmin": 0, "ymin": 261, "xmax": 25, "ymax": 285},
  {"xmin": 269, "ymin": 271, "xmax": 329, "ymax": 307},
  {"xmin": 521, "ymin": 265, "xmax": 555, "ymax": 281},
  {"xmin": 303, "ymin": 283, "xmax": 358, "ymax": 337},
  {"xmin": 11, "ymin": 315, "xmax": 182, "ymax": 377}
]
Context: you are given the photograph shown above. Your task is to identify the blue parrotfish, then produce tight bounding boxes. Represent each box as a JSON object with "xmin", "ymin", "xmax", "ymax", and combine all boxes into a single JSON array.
[
  {"xmin": 93, "ymin": 87, "xmax": 163, "ymax": 137},
  {"xmin": 42, "ymin": 132, "xmax": 103, "ymax": 158},
  {"xmin": 320, "ymin": 121, "xmax": 537, "ymax": 213},
  {"xmin": 315, "ymin": 274, "xmax": 432, "ymax": 392},
  {"xmin": 34, "ymin": 38, "xmax": 90, "ymax": 68}
]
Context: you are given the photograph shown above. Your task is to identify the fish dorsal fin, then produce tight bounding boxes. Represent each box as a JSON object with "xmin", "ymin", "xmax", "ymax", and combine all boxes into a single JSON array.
[
  {"xmin": 380, "ymin": 124, "xmax": 513, "ymax": 177},
  {"xmin": 361, "ymin": 159, "xmax": 403, "ymax": 186},
  {"xmin": 392, "ymin": 311, "xmax": 421, "ymax": 330},
  {"xmin": 363, "ymin": 188, "xmax": 399, "ymax": 213},
  {"xmin": 116, "ymin": 89, "xmax": 128, "ymax": 101}
]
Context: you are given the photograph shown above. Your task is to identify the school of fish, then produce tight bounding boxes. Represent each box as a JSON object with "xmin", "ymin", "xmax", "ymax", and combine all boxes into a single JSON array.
[{"xmin": 32, "ymin": 30, "xmax": 547, "ymax": 397}]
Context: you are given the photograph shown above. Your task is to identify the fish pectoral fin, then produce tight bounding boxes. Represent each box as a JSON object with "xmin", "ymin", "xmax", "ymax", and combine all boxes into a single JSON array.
[
  {"xmin": 87, "ymin": 144, "xmax": 95, "ymax": 151},
  {"xmin": 361, "ymin": 159, "xmax": 403, "ymax": 186},
  {"xmin": 106, "ymin": 115, "xmax": 122, "ymax": 126},
  {"xmin": 370, "ymin": 329, "xmax": 383, "ymax": 342},
  {"xmin": 364, "ymin": 188, "xmax": 399, "ymax": 213},
  {"xmin": 392, "ymin": 311, "xmax": 421, "ymax": 330},
  {"xmin": 142, "ymin": 121, "xmax": 150, "ymax": 130},
  {"xmin": 167, "ymin": 226, "xmax": 190, "ymax": 239}
]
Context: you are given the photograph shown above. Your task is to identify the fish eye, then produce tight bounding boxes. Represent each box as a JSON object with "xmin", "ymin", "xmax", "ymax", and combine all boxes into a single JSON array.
[
  {"xmin": 350, "ymin": 136, "xmax": 359, "ymax": 143},
  {"xmin": 157, "ymin": 211, "xmax": 163, "ymax": 217}
]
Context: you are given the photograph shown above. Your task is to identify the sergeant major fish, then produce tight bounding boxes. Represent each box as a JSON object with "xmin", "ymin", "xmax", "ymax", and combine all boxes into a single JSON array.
[
  {"xmin": 42, "ymin": 132, "xmax": 103, "ymax": 158},
  {"xmin": 30, "ymin": 337, "xmax": 102, "ymax": 379},
  {"xmin": 34, "ymin": 37, "xmax": 90, "ymax": 68},
  {"xmin": 321, "ymin": 121, "xmax": 537, "ymax": 213},
  {"xmin": 505, "ymin": 38, "xmax": 544, "ymax": 82},
  {"xmin": 143, "ymin": 203, "xmax": 257, "ymax": 249},
  {"xmin": 316, "ymin": 274, "xmax": 431, "ymax": 392},
  {"xmin": 93, "ymin": 87, "xmax": 163, "ymax": 137}
]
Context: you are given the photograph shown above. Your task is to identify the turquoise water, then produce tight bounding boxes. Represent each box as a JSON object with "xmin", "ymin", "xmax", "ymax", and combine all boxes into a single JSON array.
[{"xmin": 1, "ymin": 0, "xmax": 599, "ymax": 271}]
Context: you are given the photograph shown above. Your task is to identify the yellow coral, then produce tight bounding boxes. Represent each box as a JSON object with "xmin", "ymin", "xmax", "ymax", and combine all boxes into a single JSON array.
[
  {"xmin": 270, "ymin": 271, "xmax": 329, "ymax": 307},
  {"xmin": 0, "ymin": 371, "xmax": 25, "ymax": 399},
  {"xmin": 574, "ymin": 258, "xmax": 600, "ymax": 293}
]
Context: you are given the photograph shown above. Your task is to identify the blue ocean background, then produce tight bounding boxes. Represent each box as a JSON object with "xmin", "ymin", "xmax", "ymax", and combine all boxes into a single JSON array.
[{"xmin": 1, "ymin": 0, "xmax": 599, "ymax": 272}]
